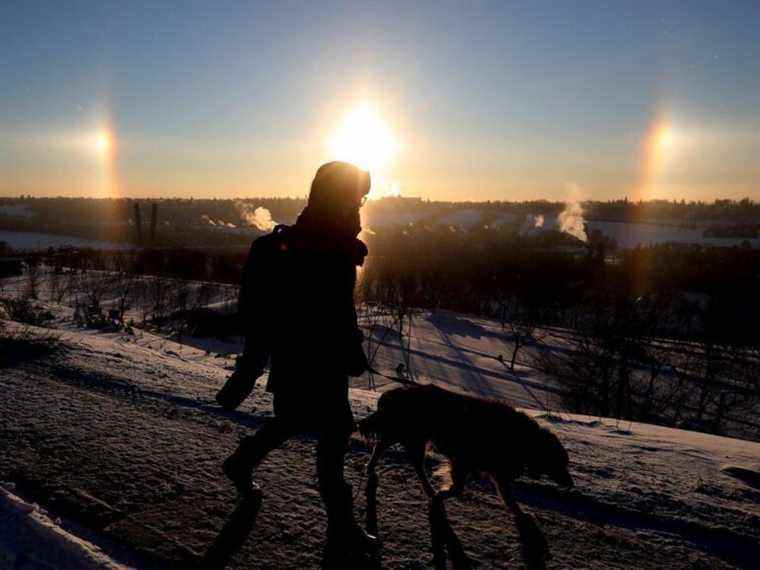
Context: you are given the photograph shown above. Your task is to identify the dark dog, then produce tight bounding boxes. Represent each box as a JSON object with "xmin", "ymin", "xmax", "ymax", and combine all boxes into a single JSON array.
[{"xmin": 358, "ymin": 383, "xmax": 573, "ymax": 569}]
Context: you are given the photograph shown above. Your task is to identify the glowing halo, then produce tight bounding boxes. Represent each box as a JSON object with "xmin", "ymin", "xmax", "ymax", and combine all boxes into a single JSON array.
[
  {"xmin": 638, "ymin": 117, "xmax": 675, "ymax": 200},
  {"xmin": 92, "ymin": 116, "xmax": 119, "ymax": 198},
  {"xmin": 94, "ymin": 129, "xmax": 114, "ymax": 157}
]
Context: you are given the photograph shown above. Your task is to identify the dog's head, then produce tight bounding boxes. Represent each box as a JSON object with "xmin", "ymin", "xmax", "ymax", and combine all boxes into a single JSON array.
[
  {"xmin": 358, "ymin": 386, "xmax": 423, "ymax": 444},
  {"xmin": 526, "ymin": 427, "xmax": 574, "ymax": 488}
]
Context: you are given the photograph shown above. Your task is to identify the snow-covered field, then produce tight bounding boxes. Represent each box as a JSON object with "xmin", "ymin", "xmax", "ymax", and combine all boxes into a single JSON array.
[
  {"xmin": 436, "ymin": 209, "xmax": 483, "ymax": 229},
  {"xmin": 2, "ymin": 214, "xmax": 756, "ymax": 253},
  {"xmin": 586, "ymin": 220, "xmax": 760, "ymax": 249},
  {"xmin": 364, "ymin": 205, "xmax": 760, "ymax": 248},
  {"xmin": 362, "ymin": 211, "xmax": 428, "ymax": 228},
  {"xmin": 0, "ymin": 231, "xmax": 133, "ymax": 252},
  {"xmin": 1, "ymin": 307, "xmax": 759, "ymax": 568},
  {"xmin": 0, "ymin": 205, "xmax": 36, "ymax": 219}
]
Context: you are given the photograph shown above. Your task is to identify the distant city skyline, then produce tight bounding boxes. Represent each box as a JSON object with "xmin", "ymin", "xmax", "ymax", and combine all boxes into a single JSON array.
[{"xmin": 2, "ymin": 1, "xmax": 759, "ymax": 202}]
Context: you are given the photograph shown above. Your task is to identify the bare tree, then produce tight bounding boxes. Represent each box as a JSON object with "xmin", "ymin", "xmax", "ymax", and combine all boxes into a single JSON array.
[
  {"xmin": 504, "ymin": 314, "xmax": 545, "ymax": 372},
  {"xmin": 25, "ymin": 257, "xmax": 40, "ymax": 300}
]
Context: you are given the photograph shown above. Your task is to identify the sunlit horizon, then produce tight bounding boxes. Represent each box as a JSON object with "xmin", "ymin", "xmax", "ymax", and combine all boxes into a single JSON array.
[{"xmin": 2, "ymin": 2, "xmax": 759, "ymax": 202}]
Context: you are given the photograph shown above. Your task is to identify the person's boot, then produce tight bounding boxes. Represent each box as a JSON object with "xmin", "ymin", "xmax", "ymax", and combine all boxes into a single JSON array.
[
  {"xmin": 324, "ymin": 483, "xmax": 379, "ymax": 562},
  {"xmin": 346, "ymin": 523, "xmax": 380, "ymax": 555},
  {"xmin": 324, "ymin": 525, "xmax": 379, "ymax": 567},
  {"xmin": 223, "ymin": 451, "xmax": 262, "ymax": 499}
]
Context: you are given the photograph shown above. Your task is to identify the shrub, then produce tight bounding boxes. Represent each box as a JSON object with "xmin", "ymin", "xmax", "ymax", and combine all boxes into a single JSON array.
[
  {"xmin": 0, "ymin": 322, "xmax": 60, "ymax": 368},
  {"xmin": 0, "ymin": 297, "xmax": 54, "ymax": 326}
]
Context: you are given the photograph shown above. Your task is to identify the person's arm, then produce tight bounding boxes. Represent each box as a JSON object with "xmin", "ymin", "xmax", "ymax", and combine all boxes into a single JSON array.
[
  {"xmin": 236, "ymin": 238, "xmax": 271, "ymax": 376},
  {"xmin": 342, "ymin": 263, "xmax": 368, "ymax": 377}
]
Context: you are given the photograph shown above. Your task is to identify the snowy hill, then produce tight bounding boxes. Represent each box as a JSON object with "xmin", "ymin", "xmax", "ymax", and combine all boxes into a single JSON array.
[{"xmin": 1, "ymin": 316, "xmax": 759, "ymax": 569}]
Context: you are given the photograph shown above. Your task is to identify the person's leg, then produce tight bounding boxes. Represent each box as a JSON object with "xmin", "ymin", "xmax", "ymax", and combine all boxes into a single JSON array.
[
  {"xmin": 319, "ymin": 425, "xmax": 377, "ymax": 562},
  {"xmin": 311, "ymin": 380, "xmax": 353, "ymax": 498},
  {"xmin": 317, "ymin": 387, "xmax": 378, "ymax": 559},
  {"xmin": 223, "ymin": 393, "xmax": 300, "ymax": 496},
  {"xmin": 231, "ymin": 417, "xmax": 294, "ymax": 466},
  {"xmin": 316, "ymin": 423, "xmax": 352, "ymax": 520}
]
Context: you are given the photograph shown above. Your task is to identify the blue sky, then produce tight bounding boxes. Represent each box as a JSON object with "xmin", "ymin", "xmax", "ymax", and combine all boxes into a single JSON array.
[{"xmin": 2, "ymin": 1, "xmax": 759, "ymax": 200}]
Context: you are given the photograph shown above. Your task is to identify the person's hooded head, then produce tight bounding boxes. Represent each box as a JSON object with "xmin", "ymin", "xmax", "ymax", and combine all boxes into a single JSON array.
[{"xmin": 296, "ymin": 161, "xmax": 370, "ymax": 240}]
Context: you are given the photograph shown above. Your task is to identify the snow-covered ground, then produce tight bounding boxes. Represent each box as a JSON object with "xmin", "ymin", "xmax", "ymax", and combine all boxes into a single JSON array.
[
  {"xmin": 363, "ymin": 310, "xmax": 565, "ymax": 411},
  {"xmin": 1, "ymin": 309, "xmax": 759, "ymax": 568},
  {"xmin": 0, "ymin": 484, "xmax": 133, "ymax": 569},
  {"xmin": 0, "ymin": 268, "xmax": 562, "ymax": 414}
]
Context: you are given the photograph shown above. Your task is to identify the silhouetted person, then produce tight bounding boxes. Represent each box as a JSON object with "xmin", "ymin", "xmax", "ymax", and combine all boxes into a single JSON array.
[{"xmin": 223, "ymin": 161, "xmax": 377, "ymax": 562}]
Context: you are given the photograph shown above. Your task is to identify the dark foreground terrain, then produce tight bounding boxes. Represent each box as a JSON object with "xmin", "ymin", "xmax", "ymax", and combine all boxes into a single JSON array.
[{"xmin": 1, "ymin": 322, "xmax": 759, "ymax": 569}]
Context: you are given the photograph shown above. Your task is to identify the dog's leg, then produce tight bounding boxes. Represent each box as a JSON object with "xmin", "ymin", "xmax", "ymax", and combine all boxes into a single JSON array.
[
  {"xmin": 428, "ymin": 460, "xmax": 472, "ymax": 570},
  {"xmin": 400, "ymin": 440, "xmax": 457, "ymax": 568},
  {"xmin": 429, "ymin": 498, "xmax": 473, "ymax": 570},
  {"xmin": 403, "ymin": 440, "xmax": 446, "ymax": 569},
  {"xmin": 428, "ymin": 496, "xmax": 448, "ymax": 570},
  {"xmin": 405, "ymin": 440, "xmax": 437, "ymax": 499},
  {"xmin": 494, "ymin": 477, "xmax": 549, "ymax": 570},
  {"xmin": 365, "ymin": 440, "xmax": 389, "ymax": 537}
]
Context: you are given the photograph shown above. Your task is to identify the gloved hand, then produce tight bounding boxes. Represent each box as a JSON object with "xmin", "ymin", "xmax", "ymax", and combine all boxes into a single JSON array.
[
  {"xmin": 345, "ymin": 344, "xmax": 369, "ymax": 377},
  {"xmin": 235, "ymin": 340, "xmax": 269, "ymax": 379}
]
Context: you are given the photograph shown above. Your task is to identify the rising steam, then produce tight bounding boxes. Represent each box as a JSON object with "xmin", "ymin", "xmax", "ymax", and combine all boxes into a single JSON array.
[
  {"xmin": 518, "ymin": 195, "xmax": 586, "ymax": 242},
  {"xmin": 236, "ymin": 202, "xmax": 277, "ymax": 232},
  {"xmin": 558, "ymin": 183, "xmax": 587, "ymax": 242},
  {"xmin": 558, "ymin": 201, "xmax": 587, "ymax": 242},
  {"xmin": 519, "ymin": 214, "xmax": 545, "ymax": 236}
]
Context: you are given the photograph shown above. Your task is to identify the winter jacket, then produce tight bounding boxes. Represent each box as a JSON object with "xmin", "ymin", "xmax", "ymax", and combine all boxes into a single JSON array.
[{"xmin": 238, "ymin": 224, "xmax": 368, "ymax": 394}]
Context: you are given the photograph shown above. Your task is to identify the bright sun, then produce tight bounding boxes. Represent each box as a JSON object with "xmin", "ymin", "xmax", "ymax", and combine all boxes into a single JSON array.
[{"xmin": 329, "ymin": 103, "xmax": 396, "ymax": 173}]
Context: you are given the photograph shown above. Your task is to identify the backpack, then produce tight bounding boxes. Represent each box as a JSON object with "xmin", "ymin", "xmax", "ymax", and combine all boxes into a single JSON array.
[{"xmin": 215, "ymin": 225, "xmax": 290, "ymax": 410}]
